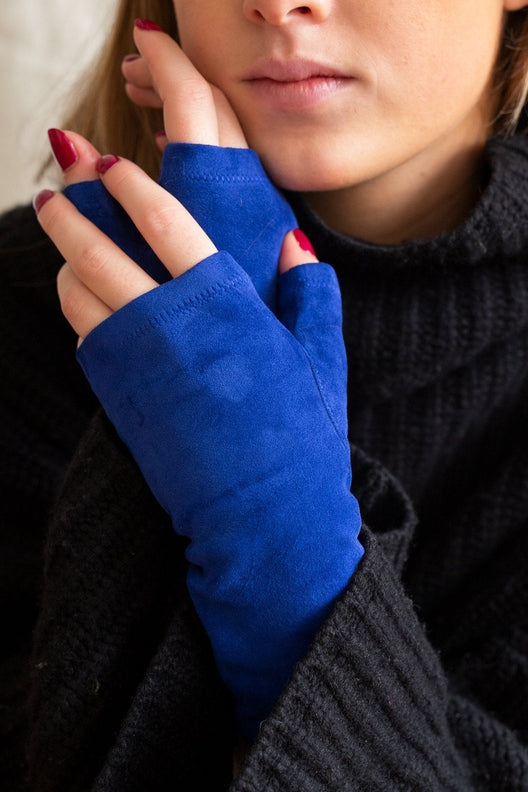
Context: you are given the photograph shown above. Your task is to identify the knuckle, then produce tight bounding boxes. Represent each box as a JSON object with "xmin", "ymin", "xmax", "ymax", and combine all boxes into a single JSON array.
[
  {"xmin": 75, "ymin": 242, "xmax": 112, "ymax": 281},
  {"xmin": 164, "ymin": 75, "xmax": 212, "ymax": 113},
  {"xmin": 182, "ymin": 78, "xmax": 213, "ymax": 106},
  {"xmin": 141, "ymin": 201, "xmax": 176, "ymax": 238}
]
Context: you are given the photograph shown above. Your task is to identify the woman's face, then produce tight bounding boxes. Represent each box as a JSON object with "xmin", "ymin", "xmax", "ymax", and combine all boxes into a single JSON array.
[{"xmin": 171, "ymin": 0, "xmax": 520, "ymax": 234}]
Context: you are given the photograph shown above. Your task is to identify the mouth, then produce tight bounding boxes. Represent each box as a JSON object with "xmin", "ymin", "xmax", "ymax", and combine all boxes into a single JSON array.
[
  {"xmin": 242, "ymin": 59, "xmax": 353, "ymax": 110},
  {"xmin": 243, "ymin": 58, "xmax": 348, "ymax": 82}
]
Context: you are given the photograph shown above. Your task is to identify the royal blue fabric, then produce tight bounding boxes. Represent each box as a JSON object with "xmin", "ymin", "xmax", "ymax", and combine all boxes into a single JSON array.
[
  {"xmin": 64, "ymin": 143, "xmax": 297, "ymax": 311},
  {"xmin": 66, "ymin": 143, "xmax": 363, "ymax": 738},
  {"xmin": 76, "ymin": 251, "xmax": 363, "ymax": 740}
]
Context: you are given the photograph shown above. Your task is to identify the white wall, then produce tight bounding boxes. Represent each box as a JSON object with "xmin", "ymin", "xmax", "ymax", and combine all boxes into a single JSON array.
[{"xmin": 0, "ymin": 0, "xmax": 109, "ymax": 213}]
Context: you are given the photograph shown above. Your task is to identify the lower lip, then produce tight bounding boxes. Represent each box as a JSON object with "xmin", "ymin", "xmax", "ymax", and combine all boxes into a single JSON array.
[{"xmin": 244, "ymin": 76, "xmax": 351, "ymax": 111}]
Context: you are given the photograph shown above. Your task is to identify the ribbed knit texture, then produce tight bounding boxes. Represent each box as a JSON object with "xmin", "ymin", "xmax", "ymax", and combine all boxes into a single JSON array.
[{"xmin": 0, "ymin": 134, "xmax": 527, "ymax": 790}]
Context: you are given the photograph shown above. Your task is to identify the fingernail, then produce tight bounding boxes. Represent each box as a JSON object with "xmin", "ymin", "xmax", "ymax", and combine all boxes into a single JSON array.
[
  {"xmin": 293, "ymin": 228, "xmax": 316, "ymax": 256},
  {"xmin": 48, "ymin": 128, "xmax": 77, "ymax": 171},
  {"xmin": 135, "ymin": 18, "xmax": 163, "ymax": 31},
  {"xmin": 96, "ymin": 155, "xmax": 120, "ymax": 174},
  {"xmin": 123, "ymin": 53, "xmax": 141, "ymax": 62},
  {"xmin": 33, "ymin": 189, "xmax": 55, "ymax": 213},
  {"xmin": 155, "ymin": 129, "xmax": 167, "ymax": 138}
]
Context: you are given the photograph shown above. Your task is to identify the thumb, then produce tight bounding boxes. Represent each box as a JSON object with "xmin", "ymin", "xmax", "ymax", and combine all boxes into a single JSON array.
[
  {"xmin": 278, "ymin": 230, "xmax": 349, "ymax": 440},
  {"xmin": 279, "ymin": 228, "xmax": 318, "ymax": 273}
]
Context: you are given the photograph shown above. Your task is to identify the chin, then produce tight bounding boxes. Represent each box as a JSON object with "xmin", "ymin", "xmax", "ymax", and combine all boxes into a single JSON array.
[{"xmin": 258, "ymin": 151, "xmax": 353, "ymax": 194}]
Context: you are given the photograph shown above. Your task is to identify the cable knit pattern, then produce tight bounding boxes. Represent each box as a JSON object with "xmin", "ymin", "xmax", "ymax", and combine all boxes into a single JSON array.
[{"xmin": 0, "ymin": 135, "xmax": 527, "ymax": 790}]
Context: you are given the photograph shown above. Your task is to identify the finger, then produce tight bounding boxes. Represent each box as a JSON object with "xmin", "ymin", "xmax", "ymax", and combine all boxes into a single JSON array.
[
  {"xmin": 48, "ymin": 129, "xmax": 101, "ymax": 186},
  {"xmin": 95, "ymin": 154, "xmax": 217, "ymax": 277},
  {"xmin": 278, "ymin": 232, "xmax": 348, "ymax": 435},
  {"xmin": 210, "ymin": 86, "xmax": 247, "ymax": 149},
  {"xmin": 132, "ymin": 23, "xmax": 246, "ymax": 147},
  {"xmin": 34, "ymin": 189, "xmax": 158, "ymax": 310},
  {"xmin": 133, "ymin": 25, "xmax": 220, "ymax": 144},
  {"xmin": 279, "ymin": 228, "xmax": 318, "ymax": 274},
  {"xmin": 124, "ymin": 83, "xmax": 163, "ymax": 109},
  {"xmin": 122, "ymin": 51, "xmax": 163, "ymax": 107},
  {"xmin": 57, "ymin": 263, "xmax": 113, "ymax": 339},
  {"xmin": 121, "ymin": 53, "xmax": 152, "ymax": 89},
  {"xmin": 124, "ymin": 56, "xmax": 245, "ymax": 145},
  {"xmin": 154, "ymin": 129, "xmax": 169, "ymax": 153}
]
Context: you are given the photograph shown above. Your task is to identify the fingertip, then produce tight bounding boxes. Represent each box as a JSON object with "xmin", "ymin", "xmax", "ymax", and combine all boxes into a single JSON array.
[
  {"xmin": 121, "ymin": 53, "xmax": 141, "ymax": 78},
  {"xmin": 134, "ymin": 19, "xmax": 164, "ymax": 32},
  {"xmin": 95, "ymin": 155, "xmax": 121, "ymax": 175},
  {"xmin": 155, "ymin": 129, "xmax": 168, "ymax": 153},
  {"xmin": 133, "ymin": 19, "xmax": 165, "ymax": 52},
  {"xmin": 279, "ymin": 228, "xmax": 319, "ymax": 275},
  {"xmin": 48, "ymin": 129, "xmax": 102, "ymax": 185},
  {"xmin": 33, "ymin": 189, "xmax": 56, "ymax": 214},
  {"xmin": 48, "ymin": 128, "xmax": 77, "ymax": 172}
]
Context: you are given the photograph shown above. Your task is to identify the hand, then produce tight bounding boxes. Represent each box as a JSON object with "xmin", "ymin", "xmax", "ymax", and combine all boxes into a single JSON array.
[
  {"xmin": 37, "ymin": 149, "xmax": 308, "ymax": 341},
  {"xmin": 55, "ymin": 22, "xmax": 298, "ymax": 309},
  {"xmin": 39, "ymin": 151, "xmax": 216, "ymax": 340},
  {"xmin": 121, "ymin": 22, "xmax": 247, "ymax": 149}
]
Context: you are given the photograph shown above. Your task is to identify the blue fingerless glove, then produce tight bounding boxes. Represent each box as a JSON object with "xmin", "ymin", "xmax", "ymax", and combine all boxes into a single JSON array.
[
  {"xmin": 76, "ymin": 251, "xmax": 364, "ymax": 741},
  {"xmin": 64, "ymin": 144, "xmax": 297, "ymax": 310}
]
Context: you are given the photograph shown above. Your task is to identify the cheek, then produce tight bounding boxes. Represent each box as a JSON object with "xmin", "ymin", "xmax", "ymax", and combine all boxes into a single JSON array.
[{"xmin": 173, "ymin": 3, "xmax": 233, "ymax": 85}]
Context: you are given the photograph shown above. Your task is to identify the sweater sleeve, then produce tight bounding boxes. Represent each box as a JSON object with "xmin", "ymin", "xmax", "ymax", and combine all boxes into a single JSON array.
[{"xmin": 231, "ymin": 449, "xmax": 528, "ymax": 790}]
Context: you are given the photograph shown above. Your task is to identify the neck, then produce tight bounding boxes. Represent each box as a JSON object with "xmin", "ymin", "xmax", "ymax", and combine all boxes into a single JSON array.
[{"xmin": 304, "ymin": 137, "xmax": 488, "ymax": 246}]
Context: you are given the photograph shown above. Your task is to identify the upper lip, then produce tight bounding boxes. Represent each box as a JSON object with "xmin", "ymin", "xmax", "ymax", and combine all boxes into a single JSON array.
[{"xmin": 242, "ymin": 59, "xmax": 349, "ymax": 83}]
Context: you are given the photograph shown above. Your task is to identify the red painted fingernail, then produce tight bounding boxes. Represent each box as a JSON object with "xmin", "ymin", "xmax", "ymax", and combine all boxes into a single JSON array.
[
  {"xmin": 33, "ymin": 189, "xmax": 55, "ymax": 213},
  {"xmin": 293, "ymin": 228, "xmax": 316, "ymax": 256},
  {"xmin": 96, "ymin": 155, "xmax": 120, "ymax": 174},
  {"xmin": 135, "ymin": 18, "xmax": 163, "ymax": 31},
  {"xmin": 48, "ymin": 128, "xmax": 77, "ymax": 171},
  {"xmin": 123, "ymin": 53, "xmax": 141, "ymax": 62},
  {"xmin": 155, "ymin": 129, "xmax": 167, "ymax": 138}
]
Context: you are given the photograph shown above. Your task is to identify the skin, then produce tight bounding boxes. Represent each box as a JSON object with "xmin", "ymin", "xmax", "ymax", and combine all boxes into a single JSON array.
[
  {"xmin": 39, "ymin": 0, "xmax": 528, "ymax": 335},
  {"xmin": 167, "ymin": 0, "xmax": 526, "ymax": 242},
  {"xmin": 40, "ymin": 26, "xmax": 317, "ymax": 341}
]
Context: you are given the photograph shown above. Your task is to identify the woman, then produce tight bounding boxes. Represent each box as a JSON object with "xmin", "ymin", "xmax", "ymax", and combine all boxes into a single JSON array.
[{"xmin": 2, "ymin": 0, "xmax": 528, "ymax": 789}]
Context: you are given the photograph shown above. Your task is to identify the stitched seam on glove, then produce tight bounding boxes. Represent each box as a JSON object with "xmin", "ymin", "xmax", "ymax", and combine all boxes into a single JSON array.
[{"xmin": 116, "ymin": 273, "xmax": 248, "ymax": 343}]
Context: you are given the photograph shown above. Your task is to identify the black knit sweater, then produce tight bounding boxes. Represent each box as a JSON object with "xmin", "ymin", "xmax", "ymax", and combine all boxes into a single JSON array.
[{"xmin": 1, "ymin": 135, "xmax": 527, "ymax": 791}]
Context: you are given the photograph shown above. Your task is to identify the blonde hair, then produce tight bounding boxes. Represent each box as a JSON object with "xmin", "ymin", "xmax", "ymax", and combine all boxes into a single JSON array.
[
  {"xmin": 62, "ymin": 2, "xmax": 528, "ymax": 180},
  {"xmin": 61, "ymin": 1, "xmax": 178, "ymax": 179},
  {"xmin": 495, "ymin": 9, "xmax": 528, "ymax": 133}
]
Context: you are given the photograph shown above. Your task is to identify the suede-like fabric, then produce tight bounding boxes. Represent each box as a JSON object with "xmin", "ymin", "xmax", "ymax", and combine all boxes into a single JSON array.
[
  {"xmin": 76, "ymin": 250, "xmax": 363, "ymax": 739},
  {"xmin": 64, "ymin": 144, "xmax": 297, "ymax": 310}
]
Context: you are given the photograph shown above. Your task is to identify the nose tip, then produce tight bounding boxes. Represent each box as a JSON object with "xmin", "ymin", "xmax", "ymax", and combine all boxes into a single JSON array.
[{"xmin": 243, "ymin": 1, "xmax": 327, "ymax": 26}]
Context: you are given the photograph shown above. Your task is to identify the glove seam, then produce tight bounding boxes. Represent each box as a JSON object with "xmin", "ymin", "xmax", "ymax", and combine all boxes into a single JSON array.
[
  {"xmin": 105, "ymin": 272, "xmax": 249, "ymax": 344},
  {"xmin": 179, "ymin": 174, "xmax": 266, "ymax": 184}
]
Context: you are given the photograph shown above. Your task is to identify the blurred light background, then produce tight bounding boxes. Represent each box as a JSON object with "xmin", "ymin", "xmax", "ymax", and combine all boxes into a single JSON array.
[{"xmin": 1, "ymin": 0, "xmax": 108, "ymax": 212}]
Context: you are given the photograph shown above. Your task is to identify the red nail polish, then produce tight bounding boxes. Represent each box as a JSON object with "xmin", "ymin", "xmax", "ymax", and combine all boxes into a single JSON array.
[
  {"xmin": 293, "ymin": 228, "xmax": 316, "ymax": 256},
  {"xmin": 33, "ymin": 189, "xmax": 55, "ymax": 213},
  {"xmin": 48, "ymin": 128, "xmax": 77, "ymax": 171},
  {"xmin": 96, "ymin": 155, "xmax": 120, "ymax": 174},
  {"xmin": 135, "ymin": 18, "xmax": 163, "ymax": 31},
  {"xmin": 123, "ymin": 53, "xmax": 141, "ymax": 62}
]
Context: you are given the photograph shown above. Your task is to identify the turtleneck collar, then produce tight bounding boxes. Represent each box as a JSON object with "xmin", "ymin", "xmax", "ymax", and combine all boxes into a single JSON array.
[
  {"xmin": 285, "ymin": 135, "xmax": 528, "ymax": 505},
  {"xmin": 286, "ymin": 135, "xmax": 528, "ymax": 274}
]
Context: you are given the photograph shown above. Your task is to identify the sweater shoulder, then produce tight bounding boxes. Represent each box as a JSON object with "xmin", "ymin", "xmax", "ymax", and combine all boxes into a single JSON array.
[{"xmin": 0, "ymin": 203, "xmax": 96, "ymax": 524}]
